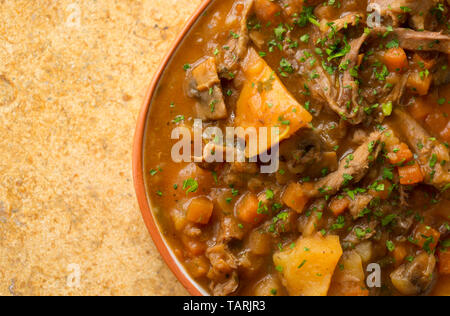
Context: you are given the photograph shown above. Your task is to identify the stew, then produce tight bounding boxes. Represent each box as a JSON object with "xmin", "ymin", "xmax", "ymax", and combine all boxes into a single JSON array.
[{"xmin": 144, "ymin": 0, "xmax": 450, "ymax": 296}]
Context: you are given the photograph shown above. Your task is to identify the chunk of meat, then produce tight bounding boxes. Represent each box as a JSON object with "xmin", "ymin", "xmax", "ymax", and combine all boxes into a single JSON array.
[
  {"xmin": 313, "ymin": 132, "xmax": 382, "ymax": 197},
  {"xmin": 372, "ymin": 27, "xmax": 450, "ymax": 54},
  {"xmin": 187, "ymin": 57, "xmax": 227, "ymax": 120},
  {"xmin": 206, "ymin": 244, "xmax": 239, "ymax": 296},
  {"xmin": 393, "ymin": 109, "xmax": 450, "ymax": 189},
  {"xmin": 218, "ymin": 0, "xmax": 255, "ymax": 78},
  {"xmin": 390, "ymin": 252, "xmax": 437, "ymax": 295},
  {"xmin": 344, "ymin": 219, "xmax": 378, "ymax": 245},
  {"xmin": 267, "ymin": 209, "xmax": 298, "ymax": 235},
  {"xmin": 210, "ymin": 271, "xmax": 239, "ymax": 296},
  {"xmin": 283, "ymin": 130, "xmax": 323, "ymax": 174},
  {"xmin": 219, "ymin": 216, "xmax": 245, "ymax": 242}
]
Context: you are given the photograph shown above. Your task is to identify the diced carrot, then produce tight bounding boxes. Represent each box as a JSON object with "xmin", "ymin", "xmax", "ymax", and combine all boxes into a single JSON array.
[
  {"xmin": 369, "ymin": 180, "xmax": 392, "ymax": 200},
  {"xmin": 357, "ymin": 54, "xmax": 364, "ymax": 67},
  {"xmin": 234, "ymin": 3, "xmax": 245, "ymax": 15},
  {"xmin": 186, "ymin": 196, "xmax": 214, "ymax": 225},
  {"xmin": 425, "ymin": 112, "xmax": 449, "ymax": 140},
  {"xmin": 392, "ymin": 243, "xmax": 408, "ymax": 267},
  {"xmin": 182, "ymin": 235, "xmax": 207, "ymax": 257},
  {"xmin": 384, "ymin": 48, "xmax": 408, "ymax": 73},
  {"xmin": 282, "ymin": 182, "xmax": 311, "ymax": 214},
  {"xmin": 254, "ymin": 0, "xmax": 280, "ymax": 22},
  {"xmin": 236, "ymin": 192, "xmax": 267, "ymax": 225},
  {"xmin": 329, "ymin": 197, "xmax": 350, "ymax": 216},
  {"xmin": 412, "ymin": 53, "xmax": 436, "ymax": 70},
  {"xmin": 414, "ymin": 224, "xmax": 441, "ymax": 252},
  {"xmin": 407, "ymin": 71, "xmax": 433, "ymax": 96},
  {"xmin": 438, "ymin": 247, "xmax": 450, "ymax": 275},
  {"xmin": 387, "ymin": 142, "xmax": 414, "ymax": 165},
  {"xmin": 409, "ymin": 96, "xmax": 434, "ymax": 121},
  {"xmin": 185, "ymin": 256, "xmax": 210, "ymax": 278},
  {"xmin": 398, "ymin": 161, "xmax": 424, "ymax": 185}
]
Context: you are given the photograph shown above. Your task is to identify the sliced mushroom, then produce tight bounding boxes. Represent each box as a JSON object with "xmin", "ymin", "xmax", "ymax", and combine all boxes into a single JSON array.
[
  {"xmin": 187, "ymin": 57, "xmax": 227, "ymax": 120},
  {"xmin": 390, "ymin": 252, "xmax": 436, "ymax": 295}
]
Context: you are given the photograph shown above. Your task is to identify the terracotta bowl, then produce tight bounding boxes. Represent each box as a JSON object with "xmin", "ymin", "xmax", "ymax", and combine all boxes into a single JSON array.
[{"xmin": 132, "ymin": 0, "xmax": 213, "ymax": 296}]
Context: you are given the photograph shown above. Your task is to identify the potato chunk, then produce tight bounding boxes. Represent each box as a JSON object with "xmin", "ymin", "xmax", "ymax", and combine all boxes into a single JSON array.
[
  {"xmin": 273, "ymin": 234, "xmax": 343, "ymax": 296},
  {"xmin": 282, "ymin": 182, "xmax": 311, "ymax": 214},
  {"xmin": 328, "ymin": 251, "xmax": 369, "ymax": 296},
  {"xmin": 236, "ymin": 48, "xmax": 312, "ymax": 157},
  {"xmin": 186, "ymin": 196, "xmax": 214, "ymax": 225}
]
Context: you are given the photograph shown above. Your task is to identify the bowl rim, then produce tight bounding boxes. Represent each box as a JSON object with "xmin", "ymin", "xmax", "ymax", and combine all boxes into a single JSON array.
[{"xmin": 132, "ymin": 0, "xmax": 213, "ymax": 296}]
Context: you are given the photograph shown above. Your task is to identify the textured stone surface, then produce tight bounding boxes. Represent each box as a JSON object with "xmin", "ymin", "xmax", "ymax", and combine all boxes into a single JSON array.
[{"xmin": 0, "ymin": 0, "xmax": 202, "ymax": 296}]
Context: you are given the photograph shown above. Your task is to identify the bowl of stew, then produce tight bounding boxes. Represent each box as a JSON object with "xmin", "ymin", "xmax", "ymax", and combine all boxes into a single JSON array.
[{"xmin": 133, "ymin": 0, "xmax": 450, "ymax": 296}]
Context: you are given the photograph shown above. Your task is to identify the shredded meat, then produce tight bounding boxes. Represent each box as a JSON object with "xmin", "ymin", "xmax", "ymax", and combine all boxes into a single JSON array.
[
  {"xmin": 336, "ymin": 33, "xmax": 368, "ymax": 124},
  {"xmin": 309, "ymin": 61, "xmax": 339, "ymax": 113},
  {"xmin": 349, "ymin": 194, "xmax": 374, "ymax": 219},
  {"xmin": 218, "ymin": 0, "xmax": 255, "ymax": 78},
  {"xmin": 321, "ymin": 13, "xmax": 364, "ymax": 33},
  {"xmin": 206, "ymin": 244, "xmax": 239, "ymax": 296},
  {"xmin": 312, "ymin": 132, "xmax": 383, "ymax": 197},
  {"xmin": 382, "ymin": 73, "xmax": 409, "ymax": 106},
  {"xmin": 210, "ymin": 271, "xmax": 239, "ymax": 296},
  {"xmin": 372, "ymin": 27, "xmax": 450, "ymax": 54},
  {"xmin": 310, "ymin": 34, "xmax": 368, "ymax": 124},
  {"xmin": 393, "ymin": 109, "xmax": 450, "ymax": 189}
]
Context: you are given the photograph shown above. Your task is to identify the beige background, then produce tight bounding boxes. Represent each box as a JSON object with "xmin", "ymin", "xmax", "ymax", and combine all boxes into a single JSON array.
[{"xmin": 0, "ymin": 0, "xmax": 203, "ymax": 296}]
